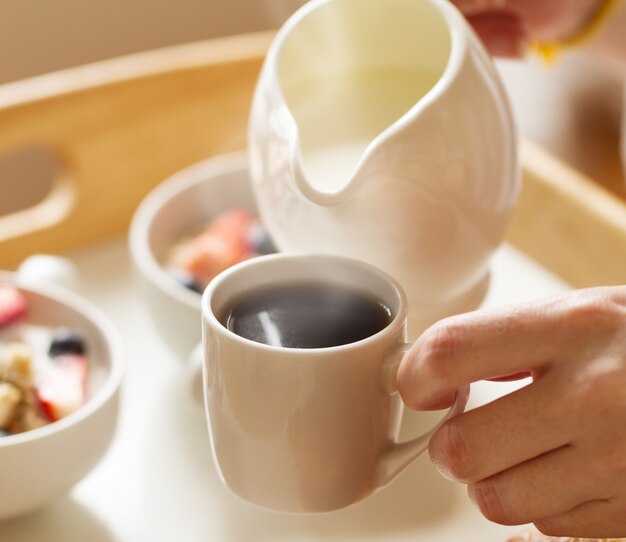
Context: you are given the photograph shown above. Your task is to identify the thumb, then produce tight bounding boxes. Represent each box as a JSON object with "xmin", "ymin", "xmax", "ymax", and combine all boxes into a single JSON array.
[{"xmin": 466, "ymin": 12, "xmax": 527, "ymax": 57}]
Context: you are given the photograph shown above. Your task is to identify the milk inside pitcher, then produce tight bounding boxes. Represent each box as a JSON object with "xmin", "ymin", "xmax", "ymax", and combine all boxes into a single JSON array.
[{"xmin": 277, "ymin": 0, "xmax": 452, "ymax": 199}]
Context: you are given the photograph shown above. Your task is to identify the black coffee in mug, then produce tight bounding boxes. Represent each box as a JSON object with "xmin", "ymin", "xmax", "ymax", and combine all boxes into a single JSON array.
[{"xmin": 220, "ymin": 282, "xmax": 392, "ymax": 348}]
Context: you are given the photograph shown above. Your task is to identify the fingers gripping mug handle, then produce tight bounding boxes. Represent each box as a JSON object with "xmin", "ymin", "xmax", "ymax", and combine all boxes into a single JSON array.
[{"xmin": 376, "ymin": 343, "xmax": 469, "ymax": 488}]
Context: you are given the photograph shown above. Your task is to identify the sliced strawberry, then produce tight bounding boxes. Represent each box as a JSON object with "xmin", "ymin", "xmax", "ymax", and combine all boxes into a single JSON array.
[
  {"xmin": 36, "ymin": 355, "xmax": 88, "ymax": 421},
  {"xmin": 208, "ymin": 208, "xmax": 254, "ymax": 249},
  {"xmin": 197, "ymin": 209, "xmax": 254, "ymax": 262},
  {"xmin": 0, "ymin": 285, "xmax": 28, "ymax": 328},
  {"xmin": 177, "ymin": 209, "xmax": 255, "ymax": 285},
  {"xmin": 177, "ymin": 233, "xmax": 240, "ymax": 284}
]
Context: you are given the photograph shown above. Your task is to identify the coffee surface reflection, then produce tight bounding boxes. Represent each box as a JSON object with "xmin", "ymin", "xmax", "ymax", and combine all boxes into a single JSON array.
[{"xmin": 221, "ymin": 282, "xmax": 392, "ymax": 349}]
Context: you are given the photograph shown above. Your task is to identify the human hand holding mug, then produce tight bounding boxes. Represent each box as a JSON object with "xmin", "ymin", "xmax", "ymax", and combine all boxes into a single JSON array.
[
  {"xmin": 201, "ymin": 254, "xmax": 468, "ymax": 513},
  {"xmin": 397, "ymin": 286, "xmax": 626, "ymax": 537}
]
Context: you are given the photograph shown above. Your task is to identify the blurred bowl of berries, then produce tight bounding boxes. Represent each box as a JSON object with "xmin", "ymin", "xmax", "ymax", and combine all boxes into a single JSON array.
[
  {"xmin": 0, "ymin": 274, "xmax": 124, "ymax": 520},
  {"xmin": 129, "ymin": 152, "xmax": 277, "ymax": 361}
]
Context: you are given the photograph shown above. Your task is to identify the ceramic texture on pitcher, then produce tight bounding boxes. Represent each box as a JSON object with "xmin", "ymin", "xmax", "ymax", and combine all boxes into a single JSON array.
[{"xmin": 248, "ymin": 0, "xmax": 519, "ymax": 335}]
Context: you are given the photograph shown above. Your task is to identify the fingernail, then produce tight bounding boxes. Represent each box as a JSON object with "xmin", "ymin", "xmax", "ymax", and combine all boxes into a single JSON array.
[
  {"xmin": 467, "ymin": 485, "xmax": 480, "ymax": 509},
  {"xmin": 431, "ymin": 454, "xmax": 458, "ymax": 482},
  {"xmin": 429, "ymin": 423, "xmax": 464, "ymax": 482}
]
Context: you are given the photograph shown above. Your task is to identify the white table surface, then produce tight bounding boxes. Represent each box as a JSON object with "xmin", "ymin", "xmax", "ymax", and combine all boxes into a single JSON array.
[{"xmin": 0, "ymin": 238, "xmax": 570, "ymax": 542}]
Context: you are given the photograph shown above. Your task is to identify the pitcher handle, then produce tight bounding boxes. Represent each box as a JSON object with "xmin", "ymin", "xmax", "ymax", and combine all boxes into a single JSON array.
[{"xmin": 376, "ymin": 343, "xmax": 469, "ymax": 488}]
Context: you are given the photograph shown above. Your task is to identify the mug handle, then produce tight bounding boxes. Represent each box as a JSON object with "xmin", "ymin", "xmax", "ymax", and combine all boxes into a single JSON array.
[
  {"xmin": 375, "ymin": 343, "xmax": 470, "ymax": 488},
  {"xmin": 187, "ymin": 343, "xmax": 205, "ymax": 405}
]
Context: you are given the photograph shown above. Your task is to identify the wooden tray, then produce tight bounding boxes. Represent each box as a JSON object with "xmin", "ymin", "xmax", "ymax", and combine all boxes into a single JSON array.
[{"xmin": 1, "ymin": 31, "xmax": 625, "ymax": 287}]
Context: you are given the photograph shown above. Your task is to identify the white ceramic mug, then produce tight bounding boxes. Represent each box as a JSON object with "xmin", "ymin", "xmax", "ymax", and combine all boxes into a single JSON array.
[{"xmin": 201, "ymin": 254, "xmax": 468, "ymax": 513}]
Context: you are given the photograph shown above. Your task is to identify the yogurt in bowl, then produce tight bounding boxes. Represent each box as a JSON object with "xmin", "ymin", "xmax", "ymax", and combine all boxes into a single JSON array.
[{"xmin": 0, "ymin": 273, "xmax": 124, "ymax": 520}]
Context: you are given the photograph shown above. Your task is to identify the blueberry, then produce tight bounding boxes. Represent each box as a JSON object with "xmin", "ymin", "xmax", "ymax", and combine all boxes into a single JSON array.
[
  {"xmin": 248, "ymin": 225, "xmax": 276, "ymax": 255},
  {"xmin": 174, "ymin": 272, "xmax": 203, "ymax": 294},
  {"xmin": 48, "ymin": 328, "xmax": 86, "ymax": 357}
]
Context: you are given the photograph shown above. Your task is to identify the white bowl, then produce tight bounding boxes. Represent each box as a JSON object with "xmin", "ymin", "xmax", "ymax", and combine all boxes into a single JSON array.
[
  {"xmin": 0, "ymin": 272, "xmax": 124, "ymax": 520},
  {"xmin": 129, "ymin": 152, "xmax": 257, "ymax": 361}
]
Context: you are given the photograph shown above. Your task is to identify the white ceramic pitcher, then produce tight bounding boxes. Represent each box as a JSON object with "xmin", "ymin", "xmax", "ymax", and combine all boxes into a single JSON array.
[{"xmin": 249, "ymin": 0, "xmax": 519, "ymax": 338}]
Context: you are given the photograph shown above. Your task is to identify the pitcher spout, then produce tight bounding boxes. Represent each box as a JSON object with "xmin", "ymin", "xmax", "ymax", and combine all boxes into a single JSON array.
[
  {"xmin": 290, "ymin": 138, "xmax": 369, "ymax": 206},
  {"xmin": 272, "ymin": 0, "xmax": 457, "ymax": 207}
]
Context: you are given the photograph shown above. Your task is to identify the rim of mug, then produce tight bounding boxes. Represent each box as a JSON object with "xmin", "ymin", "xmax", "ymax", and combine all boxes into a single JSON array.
[
  {"xmin": 201, "ymin": 253, "xmax": 408, "ymax": 354},
  {"xmin": 128, "ymin": 151, "xmax": 249, "ymax": 311},
  {"xmin": 0, "ymin": 271, "xmax": 125, "ymax": 448}
]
